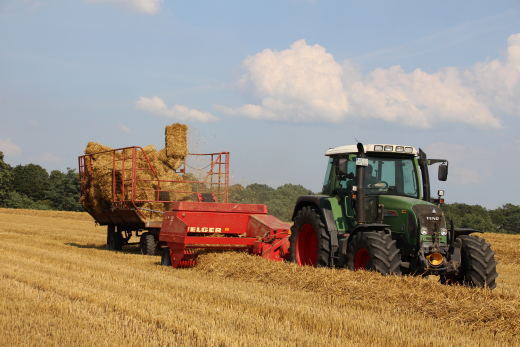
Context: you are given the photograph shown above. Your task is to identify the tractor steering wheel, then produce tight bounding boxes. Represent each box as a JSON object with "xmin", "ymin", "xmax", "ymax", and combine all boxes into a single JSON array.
[{"xmin": 371, "ymin": 181, "xmax": 389, "ymax": 188}]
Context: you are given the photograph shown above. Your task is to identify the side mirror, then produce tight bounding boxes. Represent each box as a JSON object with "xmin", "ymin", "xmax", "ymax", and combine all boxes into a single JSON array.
[
  {"xmin": 438, "ymin": 163, "xmax": 448, "ymax": 181},
  {"xmin": 338, "ymin": 158, "xmax": 349, "ymax": 176}
]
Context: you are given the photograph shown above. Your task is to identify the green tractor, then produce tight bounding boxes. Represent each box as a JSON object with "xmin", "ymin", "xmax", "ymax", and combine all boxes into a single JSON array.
[{"xmin": 289, "ymin": 143, "xmax": 498, "ymax": 289}]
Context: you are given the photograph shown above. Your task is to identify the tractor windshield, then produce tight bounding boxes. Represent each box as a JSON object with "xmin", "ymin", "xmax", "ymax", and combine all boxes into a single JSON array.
[
  {"xmin": 364, "ymin": 156, "xmax": 419, "ymax": 198},
  {"xmin": 323, "ymin": 155, "xmax": 420, "ymax": 199}
]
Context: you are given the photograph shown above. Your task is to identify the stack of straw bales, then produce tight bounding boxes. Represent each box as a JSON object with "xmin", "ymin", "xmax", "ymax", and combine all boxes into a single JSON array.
[{"xmin": 81, "ymin": 123, "xmax": 192, "ymax": 221}]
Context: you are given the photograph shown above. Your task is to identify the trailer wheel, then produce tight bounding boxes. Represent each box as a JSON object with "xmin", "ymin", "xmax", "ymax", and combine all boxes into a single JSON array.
[
  {"xmin": 289, "ymin": 206, "xmax": 330, "ymax": 267},
  {"xmin": 161, "ymin": 247, "xmax": 172, "ymax": 266},
  {"xmin": 441, "ymin": 235, "xmax": 498, "ymax": 289},
  {"xmin": 107, "ymin": 224, "xmax": 115, "ymax": 245},
  {"xmin": 108, "ymin": 230, "xmax": 123, "ymax": 251},
  {"xmin": 346, "ymin": 230, "xmax": 401, "ymax": 275},
  {"xmin": 140, "ymin": 232, "xmax": 156, "ymax": 256}
]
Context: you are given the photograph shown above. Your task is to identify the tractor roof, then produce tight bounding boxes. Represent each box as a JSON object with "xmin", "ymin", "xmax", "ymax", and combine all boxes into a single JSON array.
[{"xmin": 325, "ymin": 144, "xmax": 418, "ymax": 156}]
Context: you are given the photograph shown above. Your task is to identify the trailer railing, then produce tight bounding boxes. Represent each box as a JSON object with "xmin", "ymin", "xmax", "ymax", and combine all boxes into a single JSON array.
[{"xmin": 79, "ymin": 147, "xmax": 229, "ymax": 221}]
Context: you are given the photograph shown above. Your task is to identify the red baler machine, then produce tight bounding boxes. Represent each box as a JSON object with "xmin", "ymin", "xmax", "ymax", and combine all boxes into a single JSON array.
[{"xmin": 79, "ymin": 146, "xmax": 291, "ymax": 268}]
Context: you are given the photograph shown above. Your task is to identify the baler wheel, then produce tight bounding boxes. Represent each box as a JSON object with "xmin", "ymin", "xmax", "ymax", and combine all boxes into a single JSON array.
[
  {"xmin": 140, "ymin": 232, "xmax": 156, "ymax": 256},
  {"xmin": 289, "ymin": 206, "xmax": 330, "ymax": 267},
  {"xmin": 161, "ymin": 247, "xmax": 172, "ymax": 266},
  {"xmin": 441, "ymin": 235, "xmax": 498, "ymax": 289},
  {"xmin": 347, "ymin": 230, "xmax": 401, "ymax": 275}
]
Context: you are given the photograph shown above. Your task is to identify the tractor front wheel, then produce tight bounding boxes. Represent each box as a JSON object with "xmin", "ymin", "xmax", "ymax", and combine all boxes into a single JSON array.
[
  {"xmin": 441, "ymin": 235, "xmax": 498, "ymax": 289},
  {"xmin": 289, "ymin": 206, "xmax": 330, "ymax": 267},
  {"xmin": 347, "ymin": 230, "xmax": 401, "ymax": 275}
]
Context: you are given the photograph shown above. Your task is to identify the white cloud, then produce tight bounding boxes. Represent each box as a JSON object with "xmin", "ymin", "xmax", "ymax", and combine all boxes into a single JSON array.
[
  {"xmin": 85, "ymin": 0, "xmax": 163, "ymax": 14},
  {"xmin": 219, "ymin": 40, "xmax": 349, "ymax": 122},
  {"xmin": 463, "ymin": 33, "xmax": 520, "ymax": 115},
  {"xmin": 119, "ymin": 123, "xmax": 130, "ymax": 133},
  {"xmin": 424, "ymin": 143, "xmax": 491, "ymax": 185},
  {"xmin": 134, "ymin": 96, "xmax": 218, "ymax": 122},
  {"xmin": 0, "ymin": 138, "xmax": 22, "ymax": 157},
  {"xmin": 29, "ymin": 153, "xmax": 62, "ymax": 164},
  {"xmin": 214, "ymin": 35, "xmax": 520, "ymax": 129}
]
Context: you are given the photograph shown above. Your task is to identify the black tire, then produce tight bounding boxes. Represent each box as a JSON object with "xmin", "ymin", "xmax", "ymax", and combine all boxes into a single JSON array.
[
  {"xmin": 108, "ymin": 230, "xmax": 123, "ymax": 251},
  {"xmin": 441, "ymin": 235, "xmax": 498, "ymax": 289},
  {"xmin": 107, "ymin": 224, "xmax": 115, "ymax": 245},
  {"xmin": 289, "ymin": 206, "xmax": 330, "ymax": 267},
  {"xmin": 346, "ymin": 230, "xmax": 401, "ymax": 275},
  {"xmin": 161, "ymin": 247, "xmax": 172, "ymax": 267},
  {"xmin": 140, "ymin": 232, "xmax": 156, "ymax": 256}
]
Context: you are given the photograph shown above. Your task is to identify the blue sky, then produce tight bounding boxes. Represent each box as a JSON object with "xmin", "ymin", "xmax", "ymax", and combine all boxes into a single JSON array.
[{"xmin": 1, "ymin": 0, "xmax": 520, "ymax": 208}]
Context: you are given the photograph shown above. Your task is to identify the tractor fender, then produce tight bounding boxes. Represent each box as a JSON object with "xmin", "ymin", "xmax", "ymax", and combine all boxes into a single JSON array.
[
  {"xmin": 453, "ymin": 228, "xmax": 483, "ymax": 238},
  {"xmin": 292, "ymin": 195, "xmax": 339, "ymax": 252}
]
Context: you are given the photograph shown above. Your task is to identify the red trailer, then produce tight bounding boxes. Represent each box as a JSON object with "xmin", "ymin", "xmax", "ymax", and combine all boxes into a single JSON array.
[{"xmin": 79, "ymin": 146, "xmax": 291, "ymax": 266}]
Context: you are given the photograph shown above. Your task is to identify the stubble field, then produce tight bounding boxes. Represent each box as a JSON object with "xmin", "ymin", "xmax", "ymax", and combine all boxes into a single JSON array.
[{"xmin": 0, "ymin": 208, "xmax": 519, "ymax": 346}]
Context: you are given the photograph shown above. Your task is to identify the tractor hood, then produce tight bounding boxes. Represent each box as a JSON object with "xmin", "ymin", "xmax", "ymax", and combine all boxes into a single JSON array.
[{"xmin": 378, "ymin": 195, "xmax": 446, "ymax": 244}]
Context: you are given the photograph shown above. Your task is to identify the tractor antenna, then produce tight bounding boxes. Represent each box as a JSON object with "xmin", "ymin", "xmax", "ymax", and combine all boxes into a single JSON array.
[{"xmin": 355, "ymin": 138, "xmax": 360, "ymax": 143}]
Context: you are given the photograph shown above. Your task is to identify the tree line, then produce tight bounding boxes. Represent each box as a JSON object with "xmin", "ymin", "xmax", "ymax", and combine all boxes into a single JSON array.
[
  {"xmin": 0, "ymin": 151, "xmax": 82, "ymax": 211},
  {"xmin": 0, "ymin": 151, "xmax": 518, "ymax": 233}
]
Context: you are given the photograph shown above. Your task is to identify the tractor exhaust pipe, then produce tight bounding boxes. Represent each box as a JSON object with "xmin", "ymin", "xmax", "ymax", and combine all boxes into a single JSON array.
[{"xmin": 355, "ymin": 142, "xmax": 366, "ymax": 225}]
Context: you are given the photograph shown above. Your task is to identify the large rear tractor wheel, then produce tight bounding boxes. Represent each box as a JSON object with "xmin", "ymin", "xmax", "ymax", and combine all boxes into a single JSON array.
[
  {"xmin": 289, "ymin": 206, "xmax": 331, "ymax": 267},
  {"xmin": 441, "ymin": 235, "xmax": 498, "ymax": 289},
  {"xmin": 140, "ymin": 232, "xmax": 156, "ymax": 256},
  {"xmin": 347, "ymin": 230, "xmax": 401, "ymax": 275},
  {"xmin": 108, "ymin": 228, "xmax": 123, "ymax": 251}
]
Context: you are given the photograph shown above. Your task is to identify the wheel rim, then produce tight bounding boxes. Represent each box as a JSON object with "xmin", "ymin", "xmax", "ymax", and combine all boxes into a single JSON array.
[
  {"xmin": 354, "ymin": 248, "xmax": 370, "ymax": 270},
  {"xmin": 296, "ymin": 223, "xmax": 318, "ymax": 266}
]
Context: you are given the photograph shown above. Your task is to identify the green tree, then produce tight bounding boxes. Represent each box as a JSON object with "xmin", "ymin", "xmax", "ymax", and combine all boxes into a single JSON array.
[
  {"xmin": 441, "ymin": 203, "xmax": 495, "ymax": 233},
  {"xmin": 267, "ymin": 184, "xmax": 313, "ymax": 221},
  {"xmin": 45, "ymin": 168, "xmax": 82, "ymax": 211},
  {"xmin": 10, "ymin": 163, "xmax": 50, "ymax": 202},
  {"xmin": 0, "ymin": 151, "xmax": 13, "ymax": 207},
  {"xmin": 489, "ymin": 204, "xmax": 520, "ymax": 234},
  {"xmin": 228, "ymin": 182, "xmax": 313, "ymax": 221}
]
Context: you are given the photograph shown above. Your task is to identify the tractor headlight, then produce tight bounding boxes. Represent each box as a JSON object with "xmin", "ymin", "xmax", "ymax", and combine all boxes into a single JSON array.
[
  {"xmin": 374, "ymin": 145, "xmax": 383, "ymax": 151},
  {"xmin": 395, "ymin": 146, "xmax": 404, "ymax": 152},
  {"xmin": 420, "ymin": 227, "xmax": 428, "ymax": 235},
  {"xmin": 440, "ymin": 228, "xmax": 447, "ymax": 236},
  {"xmin": 405, "ymin": 147, "xmax": 413, "ymax": 153},
  {"xmin": 384, "ymin": 145, "xmax": 393, "ymax": 151}
]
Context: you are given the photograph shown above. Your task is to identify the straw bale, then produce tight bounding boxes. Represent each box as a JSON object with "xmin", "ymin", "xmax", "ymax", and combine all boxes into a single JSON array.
[
  {"xmin": 81, "ymin": 122, "xmax": 192, "ymax": 218},
  {"xmin": 141, "ymin": 144, "xmax": 159, "ymax": 162},
  {"xmin": 165, "ymin": 123, "xmax": 188, "ymax": 158},
  {"xmin": 140, "ymin": 202, "xmax": 166, "ymax": 221},
  {"xmin": 158, "ymin": 148, "xmax": 183, "ymax": 170},
  {"xmin": 85, "ymin": 142, "xmax": 113, "ymax": 155}
]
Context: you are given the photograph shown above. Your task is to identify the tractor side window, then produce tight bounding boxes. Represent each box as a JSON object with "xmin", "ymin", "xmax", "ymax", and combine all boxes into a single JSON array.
[
  {"xmin": 336, "ymin": 160, "xmax": 356, "ymax": 191},
  {"xmin": 402, "ymin": 159, "xmax": 418, "ymax": 196},
  {"xmin": 322, "ymin": 157, "xmax": 334, "ymax": 194}
]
